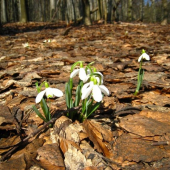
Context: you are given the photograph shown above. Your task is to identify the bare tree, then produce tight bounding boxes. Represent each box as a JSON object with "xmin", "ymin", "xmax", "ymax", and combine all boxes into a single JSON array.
[
  {"xmin": 127, "ymin": 0, "xmax": 132, "ymax": 21},
  {"xmin": 1, "ymin": 0, "xmax": 7, "ymax": 23},
  {"xmin": 82, "ymin": 0, "xmax": 91, "ymax": 25},
  {"xmin": 161, "ymin": 0, "xmax": 168, "ymax": 25},
  {"xmin": 151, "ymin": 0, "xmax": 156, "ymax": 22},
  {"xmin": 19, "ymin": 0, "xmax": 27, "ymax": 22}
]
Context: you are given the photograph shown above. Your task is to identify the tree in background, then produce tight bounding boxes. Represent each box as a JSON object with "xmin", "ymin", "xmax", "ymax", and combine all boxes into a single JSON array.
[
  {"xmin": 1, "ymin": 0, "xmax": 7, "ymax": 23},
  {"xmin": 19, "ymin": 0, "xmax": 27, "ymax": 23},
  {"xmin": 161, "ymin": 0, "xmax": 168, "ymax": 25},
  {"xmin": 82, "ymin": 0, "xmax": 91, "ymax": 25},
  {"xmin": 0, "ymin": 0, "xmax": 170, "ymax": 25},
  {"xmin": 127, "ymin": 0, "xmax": 132, "ymax": 21}
]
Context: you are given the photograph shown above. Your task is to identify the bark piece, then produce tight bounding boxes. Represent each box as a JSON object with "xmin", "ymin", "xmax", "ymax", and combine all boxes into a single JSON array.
[
  {"xmin": 119, "ymin": 114, "xmax": 170, "ymax": 137},
  {"xmin": 0, "ymin": 154, "xmax": 26, "ymax": 170},
  {"xmin": 37, "ymin": 143, "xmax": 65, "ymax": 170},
  {"xmin": 83, "ymin": 119, "xmax": 113, "ymax": 158}
]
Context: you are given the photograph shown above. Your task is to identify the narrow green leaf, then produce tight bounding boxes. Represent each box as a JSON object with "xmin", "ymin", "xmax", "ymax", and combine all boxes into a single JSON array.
[
  {"xmin": 32, "ymin": 105, "xmax": 47, "ymax": 122},
  {"xmin": 40, "ymin": 98, "xmax": 50, "ymax": 121},
  {"xmin": 87, "ymin": 102, "xmax": 101, "ymax": 118}
]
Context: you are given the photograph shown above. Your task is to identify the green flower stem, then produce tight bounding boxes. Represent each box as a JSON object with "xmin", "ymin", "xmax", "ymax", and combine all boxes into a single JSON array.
[{"xmin": 134, "ymin": 60, "xmax": 144, "ymax": 95}]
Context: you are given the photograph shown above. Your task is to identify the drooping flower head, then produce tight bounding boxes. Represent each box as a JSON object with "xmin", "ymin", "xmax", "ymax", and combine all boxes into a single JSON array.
[
  {"xmin": 81, "ymin": 72, "xmax": 109, "ymax": 102},
  {"xmin": 70, "ymin": 61, "xmax": 89, "ymax": 83},
  {"xmin": 138, "ymin": 49, "xmax": 150, "ymax": 62},
  {"xmin": 35, "ymin": 81, "xmax": 63, "ymax": 103}
]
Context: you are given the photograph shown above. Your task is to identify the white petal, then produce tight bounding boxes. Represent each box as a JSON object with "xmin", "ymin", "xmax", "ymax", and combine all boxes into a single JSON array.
[
  {"xmin": 79, "ymin": 68, "xmax": 87, "ymax": 82},
  {"xmin": 70, "ymin": 69, "xmax": 80, "ymax": 78},
  {"xmin": 92, "ymin": 85, "xmax": 103, "ymax": 102},
  {"xmin": 35, "ymin": 90, "xmax": 46, "ymax": 103},
  {"xmin": 81, "ymin": 82, "xmax": 93, "ymax": 100},
  {"xmin": 143, "ymin": 53, "xmax": 150, "ymax": 60},
  {"xmin": 45, "ymin": 87, "xmax": 63, "ymax": 98},
  {"xmin": 81, "ymin": 82, "xmax": 91, "ymax": 93},
  {"xmin": 50, "ymin": 88, "xmax": 63, "ymax": 97},
  {"xmin": 138, "ymin": 55, "xmax": 143, "ymax": 62},
  {"xmin": 138, "ymin": 53, "xmax": 150, "ymax": 62},
  {"xmin": 99, "ymin": 85, "xmax": 110, "ymax": 96}
]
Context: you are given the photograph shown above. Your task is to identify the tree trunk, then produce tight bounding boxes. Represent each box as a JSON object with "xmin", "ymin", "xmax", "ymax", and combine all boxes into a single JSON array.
[
  {"xmin": 19, "ymin": 0, "xmax": 27, "ymax": 23},
  {"xmin": 127, "ymin": 0, "xmax": 132, "ymax": 21},
  {"xmin": 1, "ymin": 0, "xmax": 7, "ymax": 23},
  {"xmin": 151, "ymin": 0, "xmax": 156, "ymax": 22},
  {"xmin": 50, "ymin": 0, "xmax": 55, "ymax": 21},
  {"xmin": 161, "ymin": 0, "xmax": 168, "ymax": 25},
  {"xmin": 139, "ymin": 0, "xmax": 144, "ymax": 22},
  {"xmin": 82, "ymin": 0, "xmax": 91, "ymax": 25},
  {"xmin": 103, "ymin": 0, "xmax": 107, "ymax": 24},
  {"xmin": 113, "ymin": 0, "xmax": 121, "ymax": 22},
  {"xmin": 97, "ymin": 0, "xmax": 102, "ymax": 20},
  {"xmin": 71, "ymin": 0, "xmax": 77, "ymax": 23}
]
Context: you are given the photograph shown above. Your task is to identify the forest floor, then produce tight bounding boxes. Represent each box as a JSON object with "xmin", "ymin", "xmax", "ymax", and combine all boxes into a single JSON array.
[{"xmin": 0, "ymin": 21, "xmax": 170, "ymax": 170}]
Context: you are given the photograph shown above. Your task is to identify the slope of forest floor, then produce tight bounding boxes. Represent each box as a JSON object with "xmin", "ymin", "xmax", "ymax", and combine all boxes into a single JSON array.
[{"xmin": 0, "ymin": 22, "xmax": 170, "ymax": 170}]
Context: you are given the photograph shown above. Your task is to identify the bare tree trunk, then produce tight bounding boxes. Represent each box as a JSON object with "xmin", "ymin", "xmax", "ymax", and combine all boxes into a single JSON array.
[
  {"xmin": 82, "ymin": 0, "xmax": 91, "ymax": 25},
  {"xmin": 103, "ymin": 0, "xmax": 107, "ymax": 24},
  {"xmin": 1, "ymin": 0, "xmax": 7, "ymax": 23},
  {"xmin": 127, "ymin": 0, "xmax": 132, "ymax": 21},
  {"xmin": 151, "ymin": 0, "xmax": 156, "ymax": 22},
  {"xmin": 50, "ymin": 0, "xmax": 55, "ymax": 21},
  {"xmin": 161, "ymin": 0, "xmax": 168, "ymax": 25},
  {"xmin": 19, "ymin": 0, "xmax": 27, "ymax": 22},
  {"xmin": 97, "ymin": 0, "xmax": 102, "ymax": 20},
  {"xmin": 139, "ymin": 0, "xmax": 144, "ymax": 22},
  {"xmin": 71, "ymin": 0, "xmax": 77, "ymax": 23},
  {"xmin": 113, "ymin": 0, "xmax": 121, "ymax": 22}
]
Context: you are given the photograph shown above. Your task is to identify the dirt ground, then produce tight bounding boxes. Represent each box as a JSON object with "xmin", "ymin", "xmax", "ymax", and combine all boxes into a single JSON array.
[{"xmin": 0, "ymin": 22, "xmax": 170, "ymax": 170}]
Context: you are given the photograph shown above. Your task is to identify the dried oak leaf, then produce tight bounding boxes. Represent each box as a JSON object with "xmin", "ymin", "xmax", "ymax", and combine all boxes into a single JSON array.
[
  {"xmin": 114, "ymin": 133, "xmax": 167, "ymax": 162},
  {"xmin": 118, "ymin": 113, "xmax": 170, "ymax": 137},
  {"xmin": 37, "ymin": 143, "xmax": 65, "ymax": 170},
  {"xmin": 83, "ymin": 119, "xmax": 113, "ymax": 158}
]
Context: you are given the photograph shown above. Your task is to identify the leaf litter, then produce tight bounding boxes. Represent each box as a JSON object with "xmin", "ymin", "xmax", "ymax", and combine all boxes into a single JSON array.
[{"xmin": 0, "ymin": 22, "xmax": 170, "ymax": 169}]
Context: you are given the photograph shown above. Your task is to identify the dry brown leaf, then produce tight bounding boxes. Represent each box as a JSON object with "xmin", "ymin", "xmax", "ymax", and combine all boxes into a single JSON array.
[
  {"xmin": 37, "ymin": 143, "xmax": 65, "ymax": 170},
  {"xmin": 83, "ymin": 119, "xmax": 113, "ymax": 158}
]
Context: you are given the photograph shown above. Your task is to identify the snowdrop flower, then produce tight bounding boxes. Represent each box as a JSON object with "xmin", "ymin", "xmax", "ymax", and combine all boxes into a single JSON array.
[
  {"xmin": 70, "ymin": 68, "xmax": 88, "ymax": 83},
  {"xmin": 138, "ymin": 53, "xmax": 150, "ymax": 62},
  {"xmin": 22, "ymin": 42, "xmax": 29, "ymax": 48},
  {"xmin": 35, "ymin": 87, "xmax": 63, "ymax": 103},
  {"xmin": 81, "ymin": 80, "xmax": 109, "ymax": 102}
]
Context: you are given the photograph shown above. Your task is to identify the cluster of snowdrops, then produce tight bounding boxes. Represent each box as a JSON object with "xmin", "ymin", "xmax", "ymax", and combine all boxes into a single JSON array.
[{"xmin": 33, "ymin": 50, "xmax": 150, "ymax": 123}]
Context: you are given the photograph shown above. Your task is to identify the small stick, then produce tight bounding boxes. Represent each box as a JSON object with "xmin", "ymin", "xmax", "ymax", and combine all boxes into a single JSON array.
[{"xmin": 151, "ymin": 141, "xmax": 169, "ymax": 146}]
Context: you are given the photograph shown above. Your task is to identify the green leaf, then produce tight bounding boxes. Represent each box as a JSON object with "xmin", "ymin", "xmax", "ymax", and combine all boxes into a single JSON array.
[
  {"xmin": 86, "ymin": 102, "xmax": 101, "ymax": 118},
  {"xmin": 40, "ymin": 98, "xmax": 50, "ymax": 121},
  {"xmin": 71, "ymin": 61, "xmax": 81, "ymax": 72},
  {"xmin": 32, "ymin": 105, "xmax": 47, "ymax": 122},
  {"xmin": 74, "ymin": 84, "xmax": 81, "ymax": 107}
]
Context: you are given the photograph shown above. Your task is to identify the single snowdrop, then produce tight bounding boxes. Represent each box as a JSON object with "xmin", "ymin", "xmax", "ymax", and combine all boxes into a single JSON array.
[
  {"xmin": 81, "ymin": 76, "xmax": 109, "ymax": 102},
  {"xmin": 33, "ymin": 81, "xmax": 63, "ymax": 122},
  {"xmin": 138, "ymin": 52, "xmax": 150, "ymax": 62},
  {"xmin": 70, "ymin": 67, "xmax": 88, "ymax": 83},
  {"xmin": 35, "ymin": 87, "xmax": 63, "ymax": 103},
  {"xmin": 134, "ymin": 49, "xmax": 150, "ymax": 95},
  {"xmin": 22, "ymin": 42, "xmax": 29, "ymax": 48}
]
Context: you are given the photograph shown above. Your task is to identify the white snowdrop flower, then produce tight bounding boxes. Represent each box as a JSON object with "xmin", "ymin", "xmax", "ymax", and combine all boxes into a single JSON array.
[
  {"xmin": 138, "ymin": 53, "xmax": 150, "ymax": 62},
  {"xmin": 81, "ymin": 81, "xmax": 109, "ymax": 102},
  {"xmin": 70, "ymin": 68, "xmax": 88, "ymax": 83},
  {"xmin": 35, "ymin": 87, "xmax": 63, "ymax": 103},
  {"xmin": 22, "ymin": 42, "xmax": 29, "ymax": 48}
]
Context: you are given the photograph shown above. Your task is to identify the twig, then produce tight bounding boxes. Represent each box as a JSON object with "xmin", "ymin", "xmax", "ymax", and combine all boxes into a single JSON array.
[{"xmin": 0, "ymin": 106, "xmax": 80, "ymax": 162}]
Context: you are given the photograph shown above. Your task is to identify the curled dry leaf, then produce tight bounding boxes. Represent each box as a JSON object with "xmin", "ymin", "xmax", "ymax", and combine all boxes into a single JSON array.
[{"xmin": 83, "ymin": 119, "xmax": 113, "ymax": 158}]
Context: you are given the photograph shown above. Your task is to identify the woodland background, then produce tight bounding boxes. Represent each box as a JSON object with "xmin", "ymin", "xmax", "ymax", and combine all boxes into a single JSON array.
[{"xmin": 0, "ymin": 0, "xmax": 170, "ymax": 27}]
